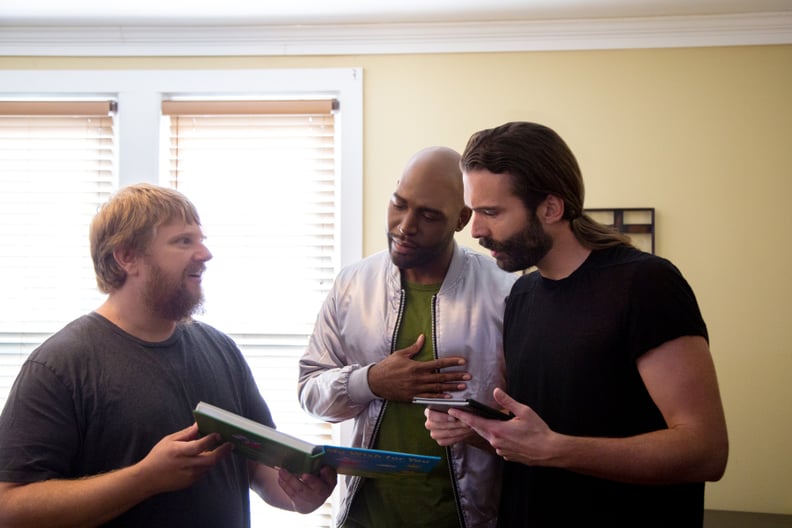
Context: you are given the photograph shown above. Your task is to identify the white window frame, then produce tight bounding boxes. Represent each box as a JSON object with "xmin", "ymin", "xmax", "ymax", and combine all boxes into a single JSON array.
[
  {"xmin": 0, "ymin": 67, "xmax": 363, "ymax": 526},
  {"xmin": 0, "ymin": 68, "xmax": 363, "ymax": 268}
]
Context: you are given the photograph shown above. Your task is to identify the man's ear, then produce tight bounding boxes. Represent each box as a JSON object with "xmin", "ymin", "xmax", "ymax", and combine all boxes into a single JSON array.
[
  {"xmin": 456, "ymin": 206, "xmax": 472, "ymax": 231},
  {"xmin": 113, "ymin": 246, "xmax": 140, "ymax": 276},
  {"xmin": 539, "ymin": 194, "xmax": 565, "ymax": 225}
]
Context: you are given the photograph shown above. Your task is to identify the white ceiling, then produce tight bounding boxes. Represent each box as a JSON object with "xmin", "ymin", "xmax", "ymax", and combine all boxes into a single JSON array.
[
  {"xmin": 2, "ymin": 0, "xmax": 792, "ymax": 26},
  {"xmin": 1, "ymin": 0, "xmax": 790, "ymax": 56}
]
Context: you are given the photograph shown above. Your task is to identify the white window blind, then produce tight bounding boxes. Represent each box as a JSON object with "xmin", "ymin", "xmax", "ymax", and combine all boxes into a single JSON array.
[
  {"xmin": 0, "ymin": 102, "xmax": 116, "ymax": 411},
  {"xmin": 0, "ymin": 67, "xmax": 362, "ymax": 528},
  {"xmin": 163, "ymin": 100, "xmax": 339, "ymax": 528}
]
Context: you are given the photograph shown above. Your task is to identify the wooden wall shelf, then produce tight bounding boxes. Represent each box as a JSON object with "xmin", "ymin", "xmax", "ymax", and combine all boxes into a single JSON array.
[{"xmin": 584, "ymin": 207, "xmax": 655, "ymax": 254}]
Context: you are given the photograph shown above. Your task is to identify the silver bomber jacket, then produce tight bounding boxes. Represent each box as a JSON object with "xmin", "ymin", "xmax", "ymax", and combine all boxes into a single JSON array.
[{"xmin": 298, "ymin": 243, "xmax": 517, "ymax": 528}]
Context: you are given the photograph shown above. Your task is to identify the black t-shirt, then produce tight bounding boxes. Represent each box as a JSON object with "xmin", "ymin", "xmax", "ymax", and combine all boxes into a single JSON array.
[
  {"xmin": 499, "ymin": 246, "xmax": 708, "ymax": 527},
  {"xmin": 0, "ymin": 312, "xmax": 274, "ymax": 527}
]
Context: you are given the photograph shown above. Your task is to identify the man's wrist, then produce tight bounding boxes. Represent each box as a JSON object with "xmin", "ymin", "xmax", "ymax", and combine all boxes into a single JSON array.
[{"xmin": 349, "ymin": 364, "xmax": 379, "ymax": 403}]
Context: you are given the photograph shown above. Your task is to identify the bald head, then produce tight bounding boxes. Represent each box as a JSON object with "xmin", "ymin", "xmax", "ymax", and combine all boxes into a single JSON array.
[
  {"xmin": 399, "ymin": 146, "xmax": 465, "ymax": 210},
  {"xmin": 387, "ymin": 146, "xmax": 471, "ymax": 282}
]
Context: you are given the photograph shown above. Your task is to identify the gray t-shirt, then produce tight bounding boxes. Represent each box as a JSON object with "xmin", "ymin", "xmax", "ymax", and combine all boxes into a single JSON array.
[{"xmin": 0, "ymin": 312, "xmax": 274, "ymax": 527}]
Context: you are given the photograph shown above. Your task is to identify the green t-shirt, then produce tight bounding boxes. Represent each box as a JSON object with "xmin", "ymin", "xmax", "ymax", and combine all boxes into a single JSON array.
[{"xmin": 343, "ymin": 280, "xmax": 460, "ymax": 528}]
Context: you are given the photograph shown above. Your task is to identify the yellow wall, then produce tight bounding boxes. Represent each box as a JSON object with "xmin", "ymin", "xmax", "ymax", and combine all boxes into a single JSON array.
[{"xmin": 2, "ymin": 44, "xmax": 791, "ymax": 514}]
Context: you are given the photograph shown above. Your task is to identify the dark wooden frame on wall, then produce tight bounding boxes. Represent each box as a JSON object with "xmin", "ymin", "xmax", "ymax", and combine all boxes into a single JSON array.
[{"xmin": 584, "ymin": 207, "xmax": 655, "ymax": 254}]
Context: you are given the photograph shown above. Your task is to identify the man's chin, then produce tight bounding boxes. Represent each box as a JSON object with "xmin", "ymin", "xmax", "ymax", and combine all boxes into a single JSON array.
[
  {"xmin": 389, "ymin": 252, "xmax": 412, "ymax": 268},
  {"xmin": 496, "ymin": 260, "xmax": 519, "ymax": 273},
  {"xmin": 495, "ymin": 255, "xmax": 529, "ymax": 273}
]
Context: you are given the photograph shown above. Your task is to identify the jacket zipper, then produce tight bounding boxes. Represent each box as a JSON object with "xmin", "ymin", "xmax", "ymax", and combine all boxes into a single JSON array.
[
  {"xmin": 432, "ymin": 293, "xmax": 468, "ymax": 528},
  {"xmin": 338, "ymin": 288, "xmax": 407, "ymax": 525},
  {"xmin": 339, "ymin": 290, "xmax": 468, "ymax": 528}
]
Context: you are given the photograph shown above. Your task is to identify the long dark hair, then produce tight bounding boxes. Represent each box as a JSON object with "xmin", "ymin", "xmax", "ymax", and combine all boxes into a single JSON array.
[{"xmin": 461, "ymin": 121, "xmax": 631, "ymax": 250}]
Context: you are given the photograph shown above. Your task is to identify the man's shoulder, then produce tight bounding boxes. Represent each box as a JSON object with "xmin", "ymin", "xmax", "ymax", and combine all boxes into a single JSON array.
[
  {"xmin": 593, "ymin": 245, "xmax": 677, "ymax": 276},
  {"xmin": 33, "ymin": 313, "xmax": 106, "ymax": 349},
  {"xmin": 596, "ymin": 244, "xmax": 655, "ymax": 263},
  {"xmin": 25, "ymin": 314, "xmax": 114, "ymax": 368},
  {"xmin": 336, "ymin": 250, "xmax": 392, "ymax": 279},
  {"xmin": 177, "ymin": 321, "xmax": 248, "ymax": 362},
  {"xmin": 181, "ymin": 319, "xmax": 234, "ymax": 342},
  {"xmin": 509, "ymin": 269, "xmax": 539, "ymax": 293}
]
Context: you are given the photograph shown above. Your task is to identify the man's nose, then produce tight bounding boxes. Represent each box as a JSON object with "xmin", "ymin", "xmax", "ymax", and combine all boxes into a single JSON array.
[
  {"xmin": 196, "ymin": 243, "xmax": 213, "ymax": 262},
  {"xmin": 399, "ymin": 213, "xmax": 419, "ymax": 235},
  {"xmin": 469, "ymin": 213, "xmax": 487, "ymax": 239}
]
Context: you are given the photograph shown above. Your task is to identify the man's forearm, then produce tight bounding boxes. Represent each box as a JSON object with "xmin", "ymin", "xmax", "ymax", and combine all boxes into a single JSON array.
[
  {"xmin": 0, "ymin": 465, "xmax": 154, "ymax": 528},
  {"xmin": 549, "ymin": 426, "xmax": 728, "ymax": 485}
]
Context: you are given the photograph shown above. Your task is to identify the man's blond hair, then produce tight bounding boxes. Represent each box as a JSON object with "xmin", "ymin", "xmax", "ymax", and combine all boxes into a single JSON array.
[{"xmin": 90, "ymin": 183, "xmax": 201, "ymax": 293}]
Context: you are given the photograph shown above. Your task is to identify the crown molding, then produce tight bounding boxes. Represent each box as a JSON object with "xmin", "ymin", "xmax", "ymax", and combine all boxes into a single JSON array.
[{"xmin": 1, "ymin": 12, "xmax": 791, "ymax": 56}]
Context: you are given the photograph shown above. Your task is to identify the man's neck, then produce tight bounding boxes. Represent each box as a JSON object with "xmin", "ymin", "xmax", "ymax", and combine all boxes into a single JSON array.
[
  {"xmin": 400, "ymin": 245, "xmax": 454, "ymax": 285},
  {"xmin": 537, "ymin": 230, "xmax": 591, "ymax": 281},
  {"xmin": 96, "ymin": 295, "xmax": 178, "ymax": 342}
]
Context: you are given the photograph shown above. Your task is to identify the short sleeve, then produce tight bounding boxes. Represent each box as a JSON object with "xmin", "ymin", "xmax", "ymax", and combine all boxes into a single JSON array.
[
  {"xmin": 0, "ymin": 360, "xmax": 81, "ymax": 483},
  {"xmin": 627, "ymin": 257, "xmax": 708, "ymax": 359}
]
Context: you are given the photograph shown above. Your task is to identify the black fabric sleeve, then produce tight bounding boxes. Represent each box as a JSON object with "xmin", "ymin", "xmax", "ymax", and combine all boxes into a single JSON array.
[{"xmin": 627, "ymin": 256, "xmax": 708, "ymax": 360}]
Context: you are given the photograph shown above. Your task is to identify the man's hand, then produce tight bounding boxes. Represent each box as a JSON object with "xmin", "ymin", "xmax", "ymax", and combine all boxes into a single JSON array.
[
  {"xmin": 448, "ymin": 388, "xmax": 556, "ymax": 466},
  {"xmin": 424, "ymin": 407, "xmax": 498, "ymax": 452},
  {"xmin": 136, "ymin": 423, "xmax": 233, "ymax": 496},
  {"xmin": 277, "ymin": 466, "xmax": 337, "ymax": 514},
  {"xmin": 424, "ymin": 407, "xmax": 476, "ymax": 446},
  {"xmin": 367, "ymin": 334, "xmax": 471, "ymax": 402}
]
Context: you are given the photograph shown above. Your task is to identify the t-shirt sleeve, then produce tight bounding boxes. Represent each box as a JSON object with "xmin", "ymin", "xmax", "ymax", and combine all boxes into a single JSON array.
[
  {"xmin": 0, "ymin": 360, "xmax": 81, "ymax": 483},
  {"xmin": 628, "ymin": 257, "xmax": 708, "ymax": 360}
]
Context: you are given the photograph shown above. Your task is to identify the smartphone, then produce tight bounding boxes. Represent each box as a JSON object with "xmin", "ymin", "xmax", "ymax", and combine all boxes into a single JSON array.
[{"xmin": 412, "ymin": 397, "xmax": 514, "ymax": 421}]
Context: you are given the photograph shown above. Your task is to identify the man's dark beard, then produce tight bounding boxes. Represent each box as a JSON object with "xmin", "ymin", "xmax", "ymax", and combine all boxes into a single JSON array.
[
  {"xmin": 479, "ymin": 220, "xmax": 552, "ymax": 273},
  {"xmin": 143, "ymin": 262, "xmax": 204, "ymax": 321}
]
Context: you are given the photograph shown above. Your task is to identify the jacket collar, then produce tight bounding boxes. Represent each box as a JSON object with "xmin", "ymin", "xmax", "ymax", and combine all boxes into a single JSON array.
[{"xmin": 387, "ymin": 241, "xmax": 464, "ymax": 294}]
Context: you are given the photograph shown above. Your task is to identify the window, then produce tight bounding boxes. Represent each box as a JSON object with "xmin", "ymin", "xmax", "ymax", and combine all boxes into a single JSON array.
[
  {"xmin": 0, "ymin": 69, "xmax": 363, "ymax": 528},
  {"xmin": 0, "ymin": 100, "xmax": 116, "ymax": 409},
  {"xmin": 163, "ymin": 98, "xmax": 341, "ymax": 527},
  {"xmin": 161, "ymin": 98, "xmax": 339, "ymax": 335}
]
